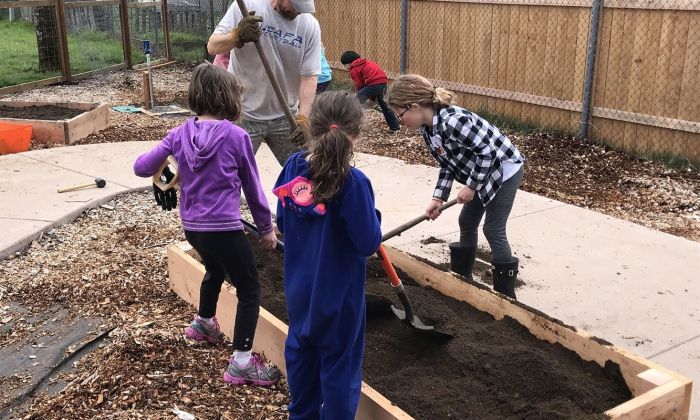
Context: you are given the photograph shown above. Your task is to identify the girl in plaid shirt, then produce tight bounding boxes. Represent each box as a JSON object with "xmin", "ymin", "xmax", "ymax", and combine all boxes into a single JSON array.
[{"xmin": 388, "ymin": 74, "xmax": 525, "ymax": 299}]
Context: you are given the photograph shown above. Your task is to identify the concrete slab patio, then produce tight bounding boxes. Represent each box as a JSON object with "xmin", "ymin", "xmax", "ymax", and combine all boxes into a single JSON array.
[{"xmin": 1, "ymin": 142, "xmax": 698, "ymax": 418}]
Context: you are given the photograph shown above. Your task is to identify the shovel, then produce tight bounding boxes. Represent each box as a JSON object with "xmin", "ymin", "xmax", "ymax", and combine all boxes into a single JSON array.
[
  {"xmin": 381, "ymin": 198, "xmax": 459, "ymax": 242},
  {"xmin": 376, "ymin": 244, "xmax": 453, "ymax": 342},
  {"xmin": 241, "ymin": 219, "xmax": 452, "ymax": 342}
]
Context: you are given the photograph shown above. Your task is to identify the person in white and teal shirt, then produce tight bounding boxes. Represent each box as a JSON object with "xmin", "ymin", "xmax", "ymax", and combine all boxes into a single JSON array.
[{"xmin": 317, "ymin": 44, "xmax": 332, "ymax": 93}]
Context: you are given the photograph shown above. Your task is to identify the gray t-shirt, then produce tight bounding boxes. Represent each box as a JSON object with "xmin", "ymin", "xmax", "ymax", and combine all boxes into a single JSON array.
[{"xmin": 214, "ymin": 0, "xmax": 321, "ymax": 121}]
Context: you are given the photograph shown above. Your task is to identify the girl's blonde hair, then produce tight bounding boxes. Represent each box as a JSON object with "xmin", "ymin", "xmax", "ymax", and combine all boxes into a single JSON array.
[{"xmin": 387, "ymin": 74, "xmax": 456, "ymax": 110}]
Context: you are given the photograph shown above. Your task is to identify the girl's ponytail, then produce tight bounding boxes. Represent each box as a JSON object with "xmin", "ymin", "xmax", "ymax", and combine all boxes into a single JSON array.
[
  {"xmin": 307, "ymin": 91, "xmax": 364, "ymax": 204},
  {"xmin": 433, "ymin": 87, "xmax": 455, "ymax": 107},
  {"xmin": 308, "ymin": 129, "xmax": 354, "ymax": 203},
  {"xmin": 388, "ymin": 74, "xmax": 457, "ymax": 110}
]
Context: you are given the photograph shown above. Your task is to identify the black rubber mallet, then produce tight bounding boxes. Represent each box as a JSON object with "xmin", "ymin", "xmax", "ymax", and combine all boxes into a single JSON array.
[{"xmin": 57, "ymin": 178, "xmax": 107, "ymax": 193}]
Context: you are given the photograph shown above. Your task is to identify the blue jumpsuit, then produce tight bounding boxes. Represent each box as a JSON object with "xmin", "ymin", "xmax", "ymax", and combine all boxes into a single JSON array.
[{"xmin": 274, "ymin": 152, "xmax": 382, "ymax": 420}]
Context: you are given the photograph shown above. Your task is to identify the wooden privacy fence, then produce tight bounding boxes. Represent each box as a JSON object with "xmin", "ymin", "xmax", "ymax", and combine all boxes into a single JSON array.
[
  {"xmin": 0, "ymin": 0, "xmax": 173, "ymax": 94},
  {"xmin": 316, "ymin": 0, "xmax": 700, "ymax": 163}
]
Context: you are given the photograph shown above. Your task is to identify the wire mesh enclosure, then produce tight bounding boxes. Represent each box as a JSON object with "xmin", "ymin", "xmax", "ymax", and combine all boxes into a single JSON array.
[{"xmin": 314, "ymin": 0, "xmax": 700, "ymax": 163}]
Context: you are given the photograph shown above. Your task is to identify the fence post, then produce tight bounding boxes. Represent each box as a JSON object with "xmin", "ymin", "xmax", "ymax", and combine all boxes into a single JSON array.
[
  {"xmin": 162, "ymin": 0, "xmax": 172, "ymax": 60},
  {"xmin": 119, "ymin": 0, "xmax": 133, "ymax": 68},
  {"xmin": 578, "ymin": 0, "xmax": 603, "ymax": 139},
  {"xmin": 54, "ymin": 0, "xmax": 72, "ymax": 83},
  {"xmin": 209, "ymin": 0, "xmax": 215, "ymax": 33},
  {"xmin": 399, "ymin": 0, "xmax": 408, "ymax": 74}
]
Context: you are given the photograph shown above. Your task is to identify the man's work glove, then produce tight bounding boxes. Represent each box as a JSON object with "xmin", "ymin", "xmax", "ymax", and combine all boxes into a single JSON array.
[
  {"xmin": 290, "ymin": 114, "xmax": 311, "ymax": 147},
  {"xmin": 153, "ymin": 166, "xmax": 178, "ymax": 211},
  {"xmin": 232, "ymin": 11, "xmax": 263, "ymax": 48}
]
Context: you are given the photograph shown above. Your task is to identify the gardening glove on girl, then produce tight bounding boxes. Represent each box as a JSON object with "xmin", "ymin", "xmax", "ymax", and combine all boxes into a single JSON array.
[
  {"xmin": 153, "ymin": 167, "xmax": 178, "ymax": 211},
  {"xmin": 232, "ymin": 11, "xmax": 263, "ymax": 49},
  {"xmin": 290, "ymin": 115, "xmax": 311, "ymax": 147}
]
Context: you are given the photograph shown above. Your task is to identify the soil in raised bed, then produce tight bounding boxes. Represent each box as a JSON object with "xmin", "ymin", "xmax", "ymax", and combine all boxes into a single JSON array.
[
  {"xmin": 252, "ymin": 238, "xmax": 631, "ymax": 420},
  {"xmin": 0, "ymin": 105, "xmax": 84, "ymax": 120}
]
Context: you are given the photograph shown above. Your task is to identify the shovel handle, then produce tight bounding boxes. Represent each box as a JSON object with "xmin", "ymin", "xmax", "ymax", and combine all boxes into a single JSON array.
[
  {"xmin": 377, "ymin": 245, "xmax": 402, "ymax": 288},
  {"xmin": 241, "ymin": 219, "xmax": 285, "ymax": 252},
  {"xmin": 234, "ymin": 0, "xmax": 297, "ymax": 131},
  {"xmin": 152, "ymin": 155, "xmax": 180, "ymax": 191},
  {"xmin": 381, "ymin": 198, "xmax": 459, "ymax": 242}
]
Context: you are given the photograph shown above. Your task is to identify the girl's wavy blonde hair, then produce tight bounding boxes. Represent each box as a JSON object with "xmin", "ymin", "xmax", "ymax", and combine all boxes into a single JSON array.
[{"xmin": 387, "ymin": 74, "xmax": 456, "ymax": 110}]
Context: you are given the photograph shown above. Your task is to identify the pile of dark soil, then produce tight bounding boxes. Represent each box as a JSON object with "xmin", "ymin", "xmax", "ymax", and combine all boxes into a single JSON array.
[
  {"xmin": 252, "ymin": 239, "xmax": 631, "ymax": 419},
  {"xmin": 0, "ymin": 105, "xmax": 84, "ymax": 120}
]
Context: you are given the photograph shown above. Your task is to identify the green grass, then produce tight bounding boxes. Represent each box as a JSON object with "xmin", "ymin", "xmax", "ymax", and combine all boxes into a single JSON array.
[
  {"xmin": 68, "ymin": 29, "xmax": 124, "ymax": 74},
  {"xmin": 0, "ymin": 20, "xmax": 127, "ymax": 87},
  {"xmin": 0, "ymin": 20, "xmax": 61, "ymax": 86},
  {"xmin": 169, "ymin": 31, "xmax": 207, "ymax": 63}
]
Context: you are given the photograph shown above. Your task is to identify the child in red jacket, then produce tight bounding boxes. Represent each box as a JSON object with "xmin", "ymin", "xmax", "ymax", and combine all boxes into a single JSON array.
[{"xmin": 340, "ymin": 51, "xmax": 400, "ymax": 132}]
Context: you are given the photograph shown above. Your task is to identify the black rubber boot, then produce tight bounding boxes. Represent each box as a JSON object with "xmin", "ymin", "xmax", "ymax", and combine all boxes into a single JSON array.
[
  {"xmin": 449, "ymin": 242, "xmax": 477, "ymax": 280},
  {"xmin": 492, "ymin": 258, "xmax": 519, "ymax": 300}
]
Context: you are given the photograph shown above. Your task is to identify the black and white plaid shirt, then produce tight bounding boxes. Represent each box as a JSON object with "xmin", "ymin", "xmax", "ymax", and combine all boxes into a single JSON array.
[{"xmin": 420, "ymin": 107, "xmax": 524, "ymax": 206}]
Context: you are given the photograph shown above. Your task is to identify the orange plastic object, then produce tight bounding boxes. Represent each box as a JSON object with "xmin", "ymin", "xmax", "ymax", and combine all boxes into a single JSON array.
[{"xmin": 0, "ymin": 122, "xmax": 32, "ymax": 154}]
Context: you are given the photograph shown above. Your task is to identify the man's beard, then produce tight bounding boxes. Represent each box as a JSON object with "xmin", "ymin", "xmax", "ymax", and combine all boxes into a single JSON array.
[{"xmin": 275, "ymin": 5, "xmax": 298, "ymax": 20}]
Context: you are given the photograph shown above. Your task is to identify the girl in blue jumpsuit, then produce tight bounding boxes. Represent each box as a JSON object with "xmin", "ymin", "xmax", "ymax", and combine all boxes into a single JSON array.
[{"xmin": 273, "ymin": 91, "xmax": 382, "ymax": 419}]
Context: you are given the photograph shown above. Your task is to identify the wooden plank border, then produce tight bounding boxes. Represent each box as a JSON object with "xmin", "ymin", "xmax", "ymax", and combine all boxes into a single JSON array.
[
  {"xmin": 167, "ymin": 243, "xmax": 413, "ymax": 420},
  {"xmin": 168, "ymin": 241, "xmax": 692, "ymax": 419},
  {"xmin": 63, "ymin": 0, "xmax": 120, "ymax": 8},
  {"xmin": 383, "ymin": 246, "xmax": 693, "ymax": 419},
  {"xmin": 0, "ymin": 0, "xmax": 55, "ymax": 8},
  {"xmin": 132, "ymin": 58, "xmax": 172, "ymax": 70},
  {"xmin": 72, "ymin": 63, "xmax": 127, "ymax": 81},
  {"xmin": 127, "ymin": 1, "xmax": 162, "ymax": 9},
  {"xmin": 0, "ymin": 76, "xmax": 64, "ymax": 95}
]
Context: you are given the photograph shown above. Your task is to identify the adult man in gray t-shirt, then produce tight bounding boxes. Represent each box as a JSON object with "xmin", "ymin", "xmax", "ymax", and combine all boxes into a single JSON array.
[{"xmin": 208, "ymin": 0, "xmax": 321, "ymax": 165}]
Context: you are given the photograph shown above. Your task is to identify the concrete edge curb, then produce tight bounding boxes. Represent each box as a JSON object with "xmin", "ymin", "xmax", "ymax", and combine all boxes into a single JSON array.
[{"xmin": 0, "ymin": 186, "xmax": 150, "ymax": 260}]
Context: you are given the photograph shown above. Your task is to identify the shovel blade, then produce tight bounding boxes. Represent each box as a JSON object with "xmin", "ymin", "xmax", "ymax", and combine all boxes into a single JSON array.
[{"xmin": 391, "ymin": 306, "xmax": 454, "ymax": 342}]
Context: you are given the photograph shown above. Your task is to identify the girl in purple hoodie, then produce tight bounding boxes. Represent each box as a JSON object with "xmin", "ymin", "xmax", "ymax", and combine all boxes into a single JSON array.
[{"xmin": 133, "ymin": 63, "xmax": 281, "ymax": 387}]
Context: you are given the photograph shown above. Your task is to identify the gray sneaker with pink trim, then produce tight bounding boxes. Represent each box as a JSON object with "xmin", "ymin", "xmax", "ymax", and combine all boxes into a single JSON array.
[
  {"xmin": 223, "ymin": 353, "xmax": 281, "ymax": 387},
  {"xmin": 184, "ymin": 316, "xmax": 223, "ymax": 344}
]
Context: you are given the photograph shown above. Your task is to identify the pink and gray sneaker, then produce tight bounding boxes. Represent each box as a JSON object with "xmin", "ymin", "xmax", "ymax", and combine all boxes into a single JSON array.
[
  {"xmin": 184, "ymin": 315, "xmax": 224, "ymax": 344},
  {"xmin": 223, "ymin": 353, "xmax": 281, "ymax": 387}
]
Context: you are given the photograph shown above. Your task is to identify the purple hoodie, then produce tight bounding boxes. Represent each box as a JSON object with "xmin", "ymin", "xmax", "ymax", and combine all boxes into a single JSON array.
[{"xmin": 133, "ymin": 117, "xmax": 273, "ymax": 234}]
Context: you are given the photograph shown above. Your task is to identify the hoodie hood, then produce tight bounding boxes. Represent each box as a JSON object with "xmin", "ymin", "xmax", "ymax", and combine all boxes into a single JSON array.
[
  {"xmin": 180, "ymin": 118, "xmax": 232, "ymax": 172},
  {"xmin": 348, "ymin": 57, "xmax": 367, "ymax": 70},
  {"xmin": 273, "ymin": 153, "xmax": 327, "ymax": 219}
]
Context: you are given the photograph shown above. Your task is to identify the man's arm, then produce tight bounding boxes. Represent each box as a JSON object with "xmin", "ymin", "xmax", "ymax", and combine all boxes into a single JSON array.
[
  {"xmin": 207, "ymin": 4, "xmax": 261, "ymax": 55},
  {"xmin": 298, "ymin": 75, "xmax": 317, "ymax": 117},
  {"xmin": 208, "ymin": 33, "xmax": 236, "ymax": 55}
]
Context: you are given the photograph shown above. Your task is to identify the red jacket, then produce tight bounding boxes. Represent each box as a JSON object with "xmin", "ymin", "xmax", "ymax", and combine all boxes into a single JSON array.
[{"xmin": 348, "ymin": 58, "xmax": 388, "ymax": 90}]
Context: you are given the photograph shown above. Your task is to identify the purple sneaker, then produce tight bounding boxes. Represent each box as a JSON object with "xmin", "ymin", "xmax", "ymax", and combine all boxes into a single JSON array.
[
  {"xmin": 223, "ymin": 353, "xmax": 281, "ymax": 387},
  {"xmin": 184, "ymin": 316, "xmax": 223, "ymax": 344}
]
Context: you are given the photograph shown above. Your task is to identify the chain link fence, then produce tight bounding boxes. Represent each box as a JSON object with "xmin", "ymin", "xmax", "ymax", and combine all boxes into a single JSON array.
[
  {"xmin": 167, "ymin": 0, "xmax": 230, "ymax": 62},
  {"xmin": 129, "ymin": 0, "xmax": 166, "ymax": 64},
  {"xmin": 64, "ymin": 1, "xmax": 124, "ymax": 73},
  {"xmin": 590, "ymin": 0, "xmax": 700, "ymax": 162},
  {"xmin": 0, "ymin": 0, "xmax": 169, "ymax": 92},
  {"xmin": 315, "ymin": 0, "xmax": 700, "ymax": 164},
  {"xmin": 0, "ymin": 3, "xmax": 63, "ymax": 88}
]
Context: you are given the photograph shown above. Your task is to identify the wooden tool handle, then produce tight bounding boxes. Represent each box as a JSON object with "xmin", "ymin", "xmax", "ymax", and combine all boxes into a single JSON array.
[
  {"xmin": 234, "ymin": 0, "xmax": 298, "ymax": 131},
  {"xmin": 152, "ymin": 155, "xmax": 180, "ymax": 191},
  {"xmin": 381, "ymin": 198, "xmax": 459, "ymax": 242},
  {"xmin": 57, "ymin": 182, "xmax": 95, "ymax": 193}
]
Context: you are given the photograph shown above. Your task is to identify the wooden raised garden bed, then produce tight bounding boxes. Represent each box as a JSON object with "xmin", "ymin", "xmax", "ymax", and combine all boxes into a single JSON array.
[
  {"xmin": 167, "ymin": 241, "xmax": 692, "ymax": 419},
  {"xmin": 0, "ymin": 101, "xmax": 109, "ymax": 145}
]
